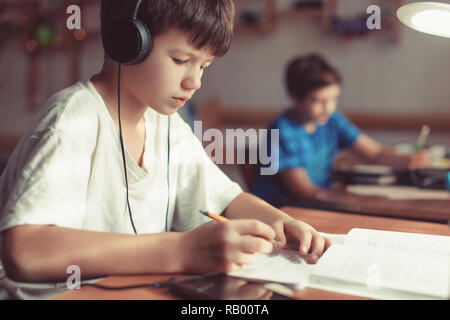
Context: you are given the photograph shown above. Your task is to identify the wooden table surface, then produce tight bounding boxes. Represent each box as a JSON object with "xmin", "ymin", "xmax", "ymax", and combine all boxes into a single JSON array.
[
  {"xmin": 299, "ymin": 187, "xmax": 450, "ymax": 224},
  {"xmin": 52, "ymin": 207, "xmax": 450, "ymax": 300}
]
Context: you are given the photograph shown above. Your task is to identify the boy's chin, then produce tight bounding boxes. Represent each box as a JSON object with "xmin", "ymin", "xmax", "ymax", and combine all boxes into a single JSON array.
[
  {"xmin": 150, "ymin": 105, "xmax": 180, "ymax": 116},
  {"xmin": 316, "ymin": 116, "xmax": 330, "ymax": 124}
]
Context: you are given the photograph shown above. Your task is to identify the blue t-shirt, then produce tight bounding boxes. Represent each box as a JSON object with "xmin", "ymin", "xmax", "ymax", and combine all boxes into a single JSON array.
[{"xmin": 252, "ymin": 109, "xmax": 361, "ymax": 202}]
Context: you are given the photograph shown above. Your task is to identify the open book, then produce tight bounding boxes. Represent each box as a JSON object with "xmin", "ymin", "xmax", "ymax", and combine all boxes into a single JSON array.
[{"xmin": 228, "ymin": 229, "xmax": 450, "ymax": 300}]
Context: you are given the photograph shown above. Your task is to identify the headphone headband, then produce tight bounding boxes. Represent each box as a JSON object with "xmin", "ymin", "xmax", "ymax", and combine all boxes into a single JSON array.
[{"xmin": 132, "ymin": 0, "xmax": 144, "ymax": 20}]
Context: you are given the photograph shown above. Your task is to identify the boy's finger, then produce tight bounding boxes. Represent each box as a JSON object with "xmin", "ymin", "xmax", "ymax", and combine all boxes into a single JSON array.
[
  {"xmin": 235, "ymin": 252, "xmax": 257, "ymax": 265},
  {"xmin": 293, "ymin": 229, "xmax": 312, "ymax": 255},
  {"xmin": 324, "ymin": 236, "xmax": 333, "ymax": 251},
  {"xmin": 271, "ymin": 223, "xmax": 287, "ymax": 249},
  {"xmin": 240, "ymin": 236, "xmax": 273, "ymax": 254},
  {"xmin": 307, "ymin": 233, "xmax": 325, "ymax": 263},
  {"xmin": 231, "ymin": 219, "xmax": 276, "ymax": 240}
]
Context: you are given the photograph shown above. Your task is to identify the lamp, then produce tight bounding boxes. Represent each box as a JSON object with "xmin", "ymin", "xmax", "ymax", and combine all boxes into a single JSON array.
[{"xmin": 397, "ymin": 1, "xmax": 450, "ymax": 38}]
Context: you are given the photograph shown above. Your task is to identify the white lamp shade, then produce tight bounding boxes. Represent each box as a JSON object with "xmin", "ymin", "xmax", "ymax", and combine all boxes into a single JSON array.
[{"xmin": 397, "ymin": 2, "xmax": 450, "ymax": 38}]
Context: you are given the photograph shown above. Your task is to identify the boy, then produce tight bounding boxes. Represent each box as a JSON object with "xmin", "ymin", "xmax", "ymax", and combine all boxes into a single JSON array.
[
  {"xmin": 253, "ymin": 54, "xmax": 430, "ymax": 205},
  {"xmin": 0, "ymin": 1, "xmax": 330, "ymax": 299}
]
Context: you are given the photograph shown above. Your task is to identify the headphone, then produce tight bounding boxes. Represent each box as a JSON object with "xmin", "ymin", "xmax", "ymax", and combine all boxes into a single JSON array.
[
  {"xmin": 101, "ymin": 0, "xmax": 171, "ymax": 234},
  {"xmin": 102, "ymin": 0, "xmax": 152, "ymax": 65}
]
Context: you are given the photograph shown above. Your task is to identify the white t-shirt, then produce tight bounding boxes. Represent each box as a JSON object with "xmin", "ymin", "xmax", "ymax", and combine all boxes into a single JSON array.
[{"xmin": 0, "ymin": 80, "xmax": 242, "ymax": 299}]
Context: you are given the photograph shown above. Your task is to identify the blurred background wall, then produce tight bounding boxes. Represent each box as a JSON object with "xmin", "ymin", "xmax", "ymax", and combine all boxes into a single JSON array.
[
  {"xmin": 0, "ymin": 0, "xmax": 449, "ymax": 155},
  {"xmin": 199, "ymin": 1, "xmax": 450, "ymax": 113}
]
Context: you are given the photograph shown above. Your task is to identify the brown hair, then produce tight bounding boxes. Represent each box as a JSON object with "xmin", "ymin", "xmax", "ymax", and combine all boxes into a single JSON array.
[
  {"xmin": 285, "ymin": 54, "xmax": 342, "ymax": 100},
  {"xmin": 101, "ymin": 0, "xmax": 235, "ymax": 57}
]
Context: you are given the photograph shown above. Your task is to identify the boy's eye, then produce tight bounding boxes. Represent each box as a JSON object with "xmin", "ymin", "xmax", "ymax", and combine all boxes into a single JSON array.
[
  {"xmin": 173, "ymin": 57, "xmax": 210, "ymax": 70},
  {"xmin": 173, "ymin": 58, "xmax": 187, "ymax": 64}
]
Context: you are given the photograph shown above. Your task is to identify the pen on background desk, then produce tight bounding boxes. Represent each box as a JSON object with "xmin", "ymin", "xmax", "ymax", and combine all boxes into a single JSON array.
[
  {"xmin": 414, "ymin": 125, "xmax": 430, "ymax": 153},
  {"xmin": 199, "ymin": 210, "xmax": 282, "ymax": 247}
]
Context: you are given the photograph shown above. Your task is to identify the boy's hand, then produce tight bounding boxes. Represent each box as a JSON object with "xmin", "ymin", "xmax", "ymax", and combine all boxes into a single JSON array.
[
  {"xmin": 407, "ymin": 150, "xmax": 431, "ymax": 170},
  {"xmin": 270, "ymin": 218, "xmax": 333, "ymax": 264},
  {"xmin": 179, "ymin": 219, "xmax": 276, "ymax": 274}
]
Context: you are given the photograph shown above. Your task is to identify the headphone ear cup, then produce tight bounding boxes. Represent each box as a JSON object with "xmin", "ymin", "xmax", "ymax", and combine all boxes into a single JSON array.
[
  {"xmin": 102, "ymin": 17, "xmax": 152, "ymax": 65},
  {"xmin": 131, "ymin": 19, "xmax": 152, "ymax": 64}
]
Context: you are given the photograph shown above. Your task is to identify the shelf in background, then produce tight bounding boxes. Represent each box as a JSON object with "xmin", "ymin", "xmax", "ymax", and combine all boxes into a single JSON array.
[{"xmin": 234, "ymin": 0, "xmax": 403, "ymax": 42}]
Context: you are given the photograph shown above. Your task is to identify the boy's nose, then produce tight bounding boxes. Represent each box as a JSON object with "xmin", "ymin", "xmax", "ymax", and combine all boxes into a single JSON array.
[{"xmin": 182, "ymin": 72, "xmax": 202, "ymax": 91}]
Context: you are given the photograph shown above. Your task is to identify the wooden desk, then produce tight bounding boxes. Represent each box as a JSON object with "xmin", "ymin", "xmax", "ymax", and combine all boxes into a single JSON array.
[
  {"xmin": 296, "ymin": 187, "xmax": 450, "ymax": 224},
  {"xmin": 52, "ymin": 207, "xmax": 449, "ymax": 300}
]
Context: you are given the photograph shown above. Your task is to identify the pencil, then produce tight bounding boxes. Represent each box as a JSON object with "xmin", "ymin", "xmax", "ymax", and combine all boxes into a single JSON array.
[
  {"xmin": 199, "ymin": 209, "xmax": 229, "ymax": 222},
  {"xmin": 199, "ymin": 210, "xmax": 282, "ymax": 247},
  {"xmin": 414, "ymin": 125, "xmax": 430, "ymax": 153}
]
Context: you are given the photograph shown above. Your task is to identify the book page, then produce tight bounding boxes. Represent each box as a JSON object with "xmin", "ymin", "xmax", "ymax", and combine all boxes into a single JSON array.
[
  {"xmin": 227, "ymin": 247, "xmax": 316, "ymax": 288},
  {"xmin": 320, "ymin": 232, "xmax": 347, "ymax": 245},
  {"xmin": 344, "ymin": 228, "xmax": 450, "ymax": 257},
  {"xmin": 310, "ymin": 244, "xmax": 450, "ymax": 299},
  {"xmin": 227, "ymin": 232, "xmax": 347, "ymax": 287}
]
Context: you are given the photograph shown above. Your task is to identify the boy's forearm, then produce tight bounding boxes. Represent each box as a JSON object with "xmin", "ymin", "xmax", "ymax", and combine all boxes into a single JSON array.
[
  {"xmin": 353, "ymin": 135, "xmax": 409, "ymax": 168},
  {"xmin": 292, "ymin": 186, "xmax": 323, "ymax": 202},
  {"xmin": 279, "ymin": 170, "xmax": 323, "ymax": 202},
  {"xmin": 371, "ymin": 148, "xmax": 409, "ymax": 167},
  {"xmin": 223, "ymin": 192, "xmax": 292, "ymax": 225},
  {"xmin": 1, "ymin": 225, "xmax": 185, "ymax": 283}
]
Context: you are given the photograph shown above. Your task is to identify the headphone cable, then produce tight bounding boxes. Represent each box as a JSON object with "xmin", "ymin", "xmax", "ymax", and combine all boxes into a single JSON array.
[
  {"xmin": 165, "ymin": 116, "xmax": 171, "ymax": 232},
  {"xmin": 117, "ymin": 63, "xmax": 170, "ymax": 234},
  {"xmin": 117, "ymin": 63, "xmax": 138, "ymax": 234}
]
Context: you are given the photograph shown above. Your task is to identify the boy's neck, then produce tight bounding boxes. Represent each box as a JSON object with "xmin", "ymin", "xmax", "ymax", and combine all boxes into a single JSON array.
[
  {"xmin": 91, "ymin": 61, "xmax": 147, "ymax": 128},
  {"xmin": 288, "ymin": 108, "xmax": 317, "ymax": 134}
]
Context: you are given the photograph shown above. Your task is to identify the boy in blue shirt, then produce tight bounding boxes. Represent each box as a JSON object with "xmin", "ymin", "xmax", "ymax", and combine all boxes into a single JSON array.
[{"xmin": 253, "ymin": 54, "xmax": 430, "ymax": 205}]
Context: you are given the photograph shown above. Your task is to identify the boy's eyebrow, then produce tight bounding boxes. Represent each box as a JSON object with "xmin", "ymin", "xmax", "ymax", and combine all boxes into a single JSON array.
[{"xmin": 170, "ymin": 48, "xmax": 214, "ymax": 63}]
